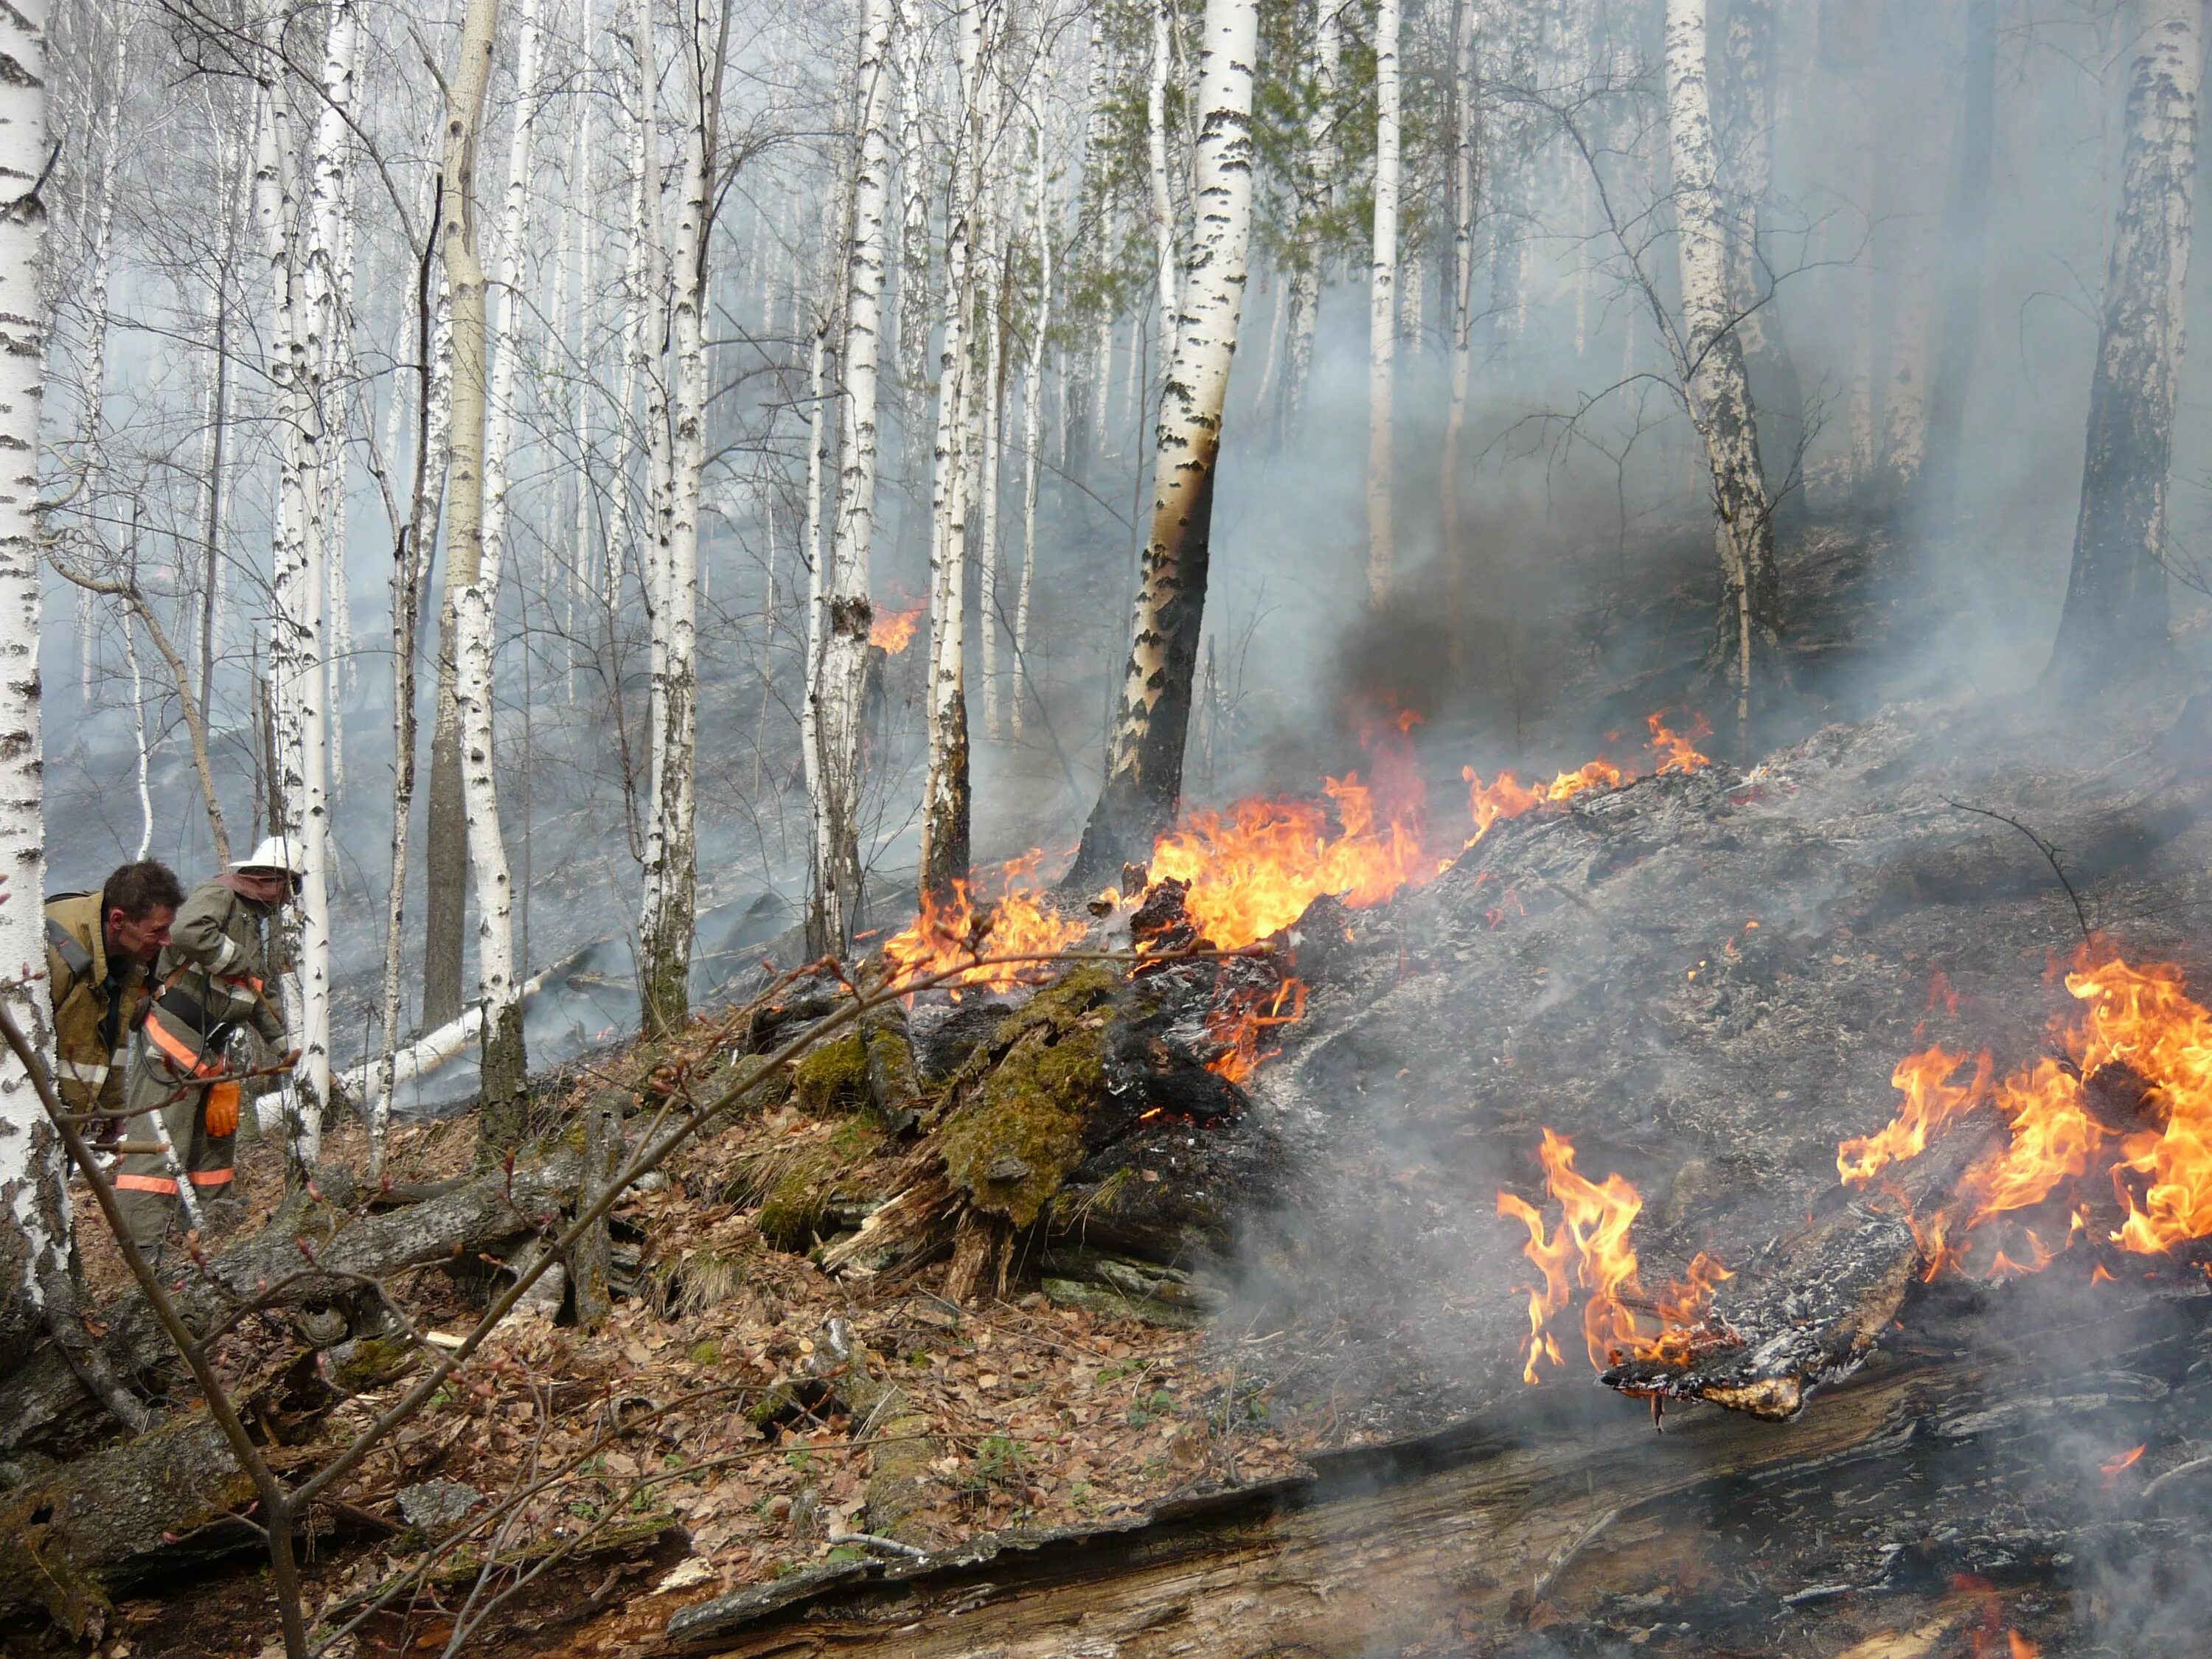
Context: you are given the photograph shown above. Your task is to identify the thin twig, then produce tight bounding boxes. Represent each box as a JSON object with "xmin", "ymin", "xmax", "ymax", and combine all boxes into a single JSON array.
[{"xmin": 1943, "ymin": 798, "xmax": 2094, "ymax": 945}]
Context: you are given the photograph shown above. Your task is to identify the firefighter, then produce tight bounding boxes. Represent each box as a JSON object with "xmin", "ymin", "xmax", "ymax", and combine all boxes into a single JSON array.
[
  {"xmin": 114, "ymin": 838, "xmax": 302, "ymax": 1251},
  {"xmin": 45, "ymin": 860, "xmax": 184, "ymax": 1151}
]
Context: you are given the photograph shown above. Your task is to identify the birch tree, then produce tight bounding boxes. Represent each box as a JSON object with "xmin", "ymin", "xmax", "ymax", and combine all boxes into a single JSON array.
[
  {"xmin": 2048, "ymin": 0, "xmax": 2208, "ymax": 684},
  {"xmin": 0, "ymin": 0, "xmax": 58, "ymax": 1361},
  {"xmin": 1147, "ymin": 0, "xmax": 1178, "ymax": 370},
  {"xmin": 919, "ymin": 0, "xmax": 986, "ymax": 905},
  {"xmin": 807, "ymin": 0, "xmax": 894, "ymax": 955},
  {"xmin": 1014, "ymin": 114, "xmax": 1049, "ymax": 740},
  {"xmin": 1366, "ymin": 0, "xmax": 1400, "ymax": 605},
  {"xmin": 1065, "ymin": 0, "xmax": 1258, "ymax": 890},
  {"xmin": 1717, "ymin": 0, "xmax": 1801, "ymax": 507},
  {"xmin": 638, "ymin": 0, "xmax": 730, "ymax": 1034},
  {"xmin": 265, "ymin": 0, "xmax": 357, "ymax": 1164},
  {"xmin": 1664, "ymin": 0, "xmax": 1778, "ymax": 749},
  {"xmin": 434, "ymin": 0, "xmax": 526, "ymax": 1144}
]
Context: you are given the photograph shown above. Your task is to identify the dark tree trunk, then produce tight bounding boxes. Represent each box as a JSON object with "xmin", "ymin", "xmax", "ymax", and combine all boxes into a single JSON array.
[
  {"xmin": 1065, "ymin": 464, "xmax": 1217, "ymax": 894},
  {"xmin": 2049, "ymin": 0, "xmax": 2205, "ymax": 686}
]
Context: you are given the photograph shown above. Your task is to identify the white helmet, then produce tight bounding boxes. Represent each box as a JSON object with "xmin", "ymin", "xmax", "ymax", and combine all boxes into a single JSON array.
[{"xmin": 234, "ymin": 835, "xmax": 305, "ymax": 878}]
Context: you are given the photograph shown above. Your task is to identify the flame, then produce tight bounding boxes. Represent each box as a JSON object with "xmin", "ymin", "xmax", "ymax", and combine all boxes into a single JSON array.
[
  {"xmin": 1147, "ymin": 713, "xmax": 1447, "ymax": 948},
  {"xmin": 2098, "ymin": 1444, "xmax": 2146, "ymax": 1480},
  {"xmin": 1647, "ymin": 711, "xmax": 1711, "ymax": 773},
  {"xmin": 1837, "ymin": 947, "xmax": 2212, "ymax": 1280},
  {"xmin": 1496, "ymin": 1128, "xmax": 1733, "ymax": 1384},
  {"xmin": 869, "ymin": 602, "xmax": 925, "ymax": 653},
  {"xmin": 1145, "ymin": 709, "xmax": 1708, "ymax": 953},
  {"xmin": 1206, "ymin": 976, "xmax": 1309, "ymax": 1085},
  {"xmin": 880, "ymin": 849, "xmax": 1088, "ymax": 996}
]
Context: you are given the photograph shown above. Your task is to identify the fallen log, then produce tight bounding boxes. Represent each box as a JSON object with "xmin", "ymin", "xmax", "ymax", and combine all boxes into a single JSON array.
[
  {"xmin": 338, "ymin": 950, "xmax": 590, "ymax": 1111},
  {"xmin": 1601, "ymin": 1121, "xmax": 2007, "ymax": 1419},
  {"xmin": 663, "ymin": 1283, "xmax": 2212, "ymax": 1658},
  {"xmin": 0, "ymin": 1150, "xmax": 583, "ymax": 1458}
]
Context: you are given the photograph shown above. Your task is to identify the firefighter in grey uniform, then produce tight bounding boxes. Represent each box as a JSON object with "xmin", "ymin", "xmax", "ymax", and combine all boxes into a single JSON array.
[{"xmin": 114, "ymin": 839, "xmax": 301, "ymax": 1248}]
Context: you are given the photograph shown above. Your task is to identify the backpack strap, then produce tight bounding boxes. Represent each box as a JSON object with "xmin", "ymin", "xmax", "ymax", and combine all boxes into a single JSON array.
[{"xmin": 45, "ymin": 916, "xmax": 93, "ymax": 990}]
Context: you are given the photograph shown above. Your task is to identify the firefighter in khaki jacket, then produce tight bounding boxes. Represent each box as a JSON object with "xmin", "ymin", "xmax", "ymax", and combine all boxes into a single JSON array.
[
  {"xmin": 115, "ymin": 839, "xmax": 302, "ymax": 1249},
  {"xmin": 45, "ymin": 860, "xmax": 184, "ymax": 1149}
]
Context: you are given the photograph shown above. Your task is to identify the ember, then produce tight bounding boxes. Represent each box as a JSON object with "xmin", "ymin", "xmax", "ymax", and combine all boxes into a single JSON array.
[
  {"xmin": 1496, "ymin": 1128, "xmax": 1734, "ymax": 1385},
  {"xmin": 1206, "ymin": 975, "xmax": 1309, "ymax": 1085},
  {"xmin": 1839, "ymin": 948, "xmax": 2212, "ymax": 1280},
  {"xmin": 880, "ymin": 849, "xmax": 1088, "ymax": 996},
  {"xmin": 868, "ymin": 601, "xmax": 925, "ymax": 653}
]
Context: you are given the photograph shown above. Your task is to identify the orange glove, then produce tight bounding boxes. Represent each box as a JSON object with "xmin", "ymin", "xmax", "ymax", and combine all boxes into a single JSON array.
[{"xmin": 204, "ymin": 1079, "xmax": 242, "ymax": 1139}]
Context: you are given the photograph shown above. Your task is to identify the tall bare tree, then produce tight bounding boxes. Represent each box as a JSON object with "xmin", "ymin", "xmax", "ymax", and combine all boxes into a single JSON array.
[
  {"xmin": 1065, "ymin": 0, "xmax": 1259, "ymax": 891},
  {"xmin": 2049, "ymin": 0, "xmax": 2207, "ymax": 684}
]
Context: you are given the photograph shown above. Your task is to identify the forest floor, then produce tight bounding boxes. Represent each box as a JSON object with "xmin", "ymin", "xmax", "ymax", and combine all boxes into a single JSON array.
[{"xmin": 58, "ymin": 1050, "xmax": 1335, "ymax": 1659}]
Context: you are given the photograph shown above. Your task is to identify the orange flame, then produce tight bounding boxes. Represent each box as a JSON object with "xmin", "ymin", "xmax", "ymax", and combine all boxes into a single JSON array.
[
  {"xmin": 880, "ymin": 849, "xmax": 1088, "ymax": 996},
  {"xmin": 1206, "ymin": 976, "xmax": 1309, "ymax": 1085},
  {"xmin": 1496, "ymin": 1128, "xmax": 1733, "ymax": 1384},
  {"xmin": 1838, "ymin": 947, "xmax": 2212, "ymax": 1280},
  {"xmin": 1144, "ymin": 710, "xmax": 1709, "ymax": 953},
  {"xmin": 1647, "ymin": 711, "xmax": 1711, "ymax": 773},
  {"xmin": 1147, "ymin": 714, "xmax": 1448, "ymax": 948},
  {"xmin": 869, "ymin": 602, "xmax": 925, "ymax": 653},
  {"xmin": 2098, "ymin": 1444, "xmax": 2146, "ymax": 1480}
]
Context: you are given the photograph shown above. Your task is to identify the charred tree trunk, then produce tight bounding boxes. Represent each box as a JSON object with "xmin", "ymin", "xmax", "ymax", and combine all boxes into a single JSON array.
[
  {"xmin": 2047, "ymin": 0, "xmax": 2205, "ymax": 687},
  {"xmin": 1064, "ymin": 0, "xmax": 1259, "ymax": 892}
]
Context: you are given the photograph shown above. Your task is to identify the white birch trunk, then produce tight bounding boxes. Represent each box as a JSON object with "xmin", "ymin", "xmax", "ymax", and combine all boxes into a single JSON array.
[
  {"xmin": 1148, "ymin": 0, "xmax": 1179, "ymax": 370},
  {"xmin": 639, "ymin": 0, "xmax": 715, "ymax": 1034},
  {"xmin": 1067, "ymin": 0, "xmax": 1259, "ymax": 887},
  {"xmin": 919, "ymin": 0, "xmax": 985, "ymax": 903},
  {"xmin": 808, "ymin": 0, "xmax": 894, "ymax": 955},
  {"xmin": 1366, "ymin": 0, "xmax": 1400, "ymax": 605},
  {"xmin": 481, "ymin": 0, "xmax": 547, "ymax": 608},
  {"xmin": 267, "ymin": 0, "xmax": 355, "ymax": 1166},
  {"xmin": 1014, "ymin": 116, "xmax": 1048, "ymax": 742},
  {"xmin": 1664, "ymin": 0, "xmax": 1778, "ymax": 745},
  {"xmin": 437, "ymin": 0, "xmax": 522, "ymax": 1133},
  {"xmin": 979, "ymin": 216, "xmax": 1004, "ymax": 740},
  {"xmin": 0, "ymin": 0, "xmax": 56, "ymax": 1337}
]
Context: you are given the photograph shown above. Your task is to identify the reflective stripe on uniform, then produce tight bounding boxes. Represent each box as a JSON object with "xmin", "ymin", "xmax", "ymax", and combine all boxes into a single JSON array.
[
  {"xmin": 144, "ymin": 1015, "xmax": 223, "ymax": 1078},
  {"xmin": 211, "ymin": 936, "xmax": 240, "ymax": 973},
  {"xmin": 187, "ymin": 1167, "xmax": 234, "ymax": 1186},
  {"xmin": 114, "ymin": 1172, "xmax": 178, "ymax": 1194},
  {"xmin": 55, "ymin": 1057, "xmax": 110, "ymax": 1087}
]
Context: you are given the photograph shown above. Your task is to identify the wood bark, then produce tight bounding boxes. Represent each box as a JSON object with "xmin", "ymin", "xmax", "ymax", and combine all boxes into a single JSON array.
[
  {"xmin": 435, "ymin": 0, "xmax": 521, "ymax": 1147},
  {"xmin": 2048, "ymin": 0, "xmax": 2206, "ymax": 684},
  {"xmin": 1013, "ymin": 116, "xmax": 1048, "ymax": 742},
  {"xmin": 664, "ymin": 1306, "xmax": 2160, "ymax": 1659},
  {"xmin": 919, "ymin": 0, "xmax": 984, "ymax": 907},
  {"xmin": 1663, "ymin": 0, "xmax": 1778, "ymax": 749},
  {"xmin": 0, "ymin": 0, "xmax": 56, "ymax": 1371},
  {"xmin": 268, "ymin": 0, "xmax": 355, "ymax": 1164},
  {"xmin": 639, "ymin": 0, "xmax": 725, "ymax": 1035},
  {"xmin": 1718, "ymin": 0, "xmax": 1804, "ymax": 515},
  {"xmin": 1147, "ymin": 0, "xmax": 1178, "ymax": 372},
  {"xmin": 811, "ymin": 0, "xmax": 896, "ymax": 956},
  {"xmin": 1064, "ymin": 0, "xmax": 1258, "ymax": 891},
  {"xmin": 1366, "ymin": 0, "xmax": 1400, "ymax": 605}
]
